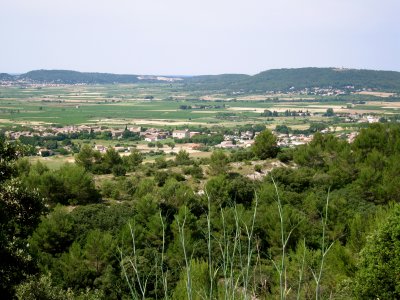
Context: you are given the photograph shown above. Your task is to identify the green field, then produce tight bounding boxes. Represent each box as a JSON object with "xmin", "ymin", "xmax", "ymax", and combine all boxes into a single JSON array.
[{"xmin": 0, "ymin": 84, "xmax": 398, "ymax": 128}]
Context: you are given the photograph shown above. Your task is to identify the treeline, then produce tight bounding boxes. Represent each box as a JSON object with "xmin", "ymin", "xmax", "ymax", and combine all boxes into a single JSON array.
[
  {"xmin": 261, "ymin": 109, "xmax": 312, "ymax": 118},
  {"xmin": 1, "ymin": 124, "xmax": 400, "ymax": 299},
  {"xmin": 238, "ymin": 68, "xmax": 400, "ymax": 92},
  {"xmin": 75, "ymin": 145, "xmax": 143, "ymax": 176},
  {"xmin": 274, "ymin": 123, "xmax": 331, "ymax": 135},
  {"xmin": 4, "ymin": 68, "xmax": 400, "ymax": 92},
  {"xmin": 17, "ymin": 70, "xmax": 140, "ymax": 84},
  {"xmin": 16, "ymin": 129, "xmax": 140, "ymax": 156},
  {"xmin": 183, "ymin": 68, "xmax": 400, "ymax": 92}
]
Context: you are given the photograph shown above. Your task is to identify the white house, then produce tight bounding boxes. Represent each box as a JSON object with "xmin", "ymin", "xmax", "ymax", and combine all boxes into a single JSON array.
[{"xmin": 173, "ymin": 129, "xmax": 190, "ymax": 139}]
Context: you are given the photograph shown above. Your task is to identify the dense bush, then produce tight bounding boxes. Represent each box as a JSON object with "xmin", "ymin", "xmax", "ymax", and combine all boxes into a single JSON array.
[{"xmin": 3, "ymin": 123, "xmax": 400, "ymax": 299}]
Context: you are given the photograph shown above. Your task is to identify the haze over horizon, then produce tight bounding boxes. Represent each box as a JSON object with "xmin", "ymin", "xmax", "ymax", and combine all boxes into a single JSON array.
[{"xmin": 1, "ymin": 0, "xmax": 399, "ymax": 75}]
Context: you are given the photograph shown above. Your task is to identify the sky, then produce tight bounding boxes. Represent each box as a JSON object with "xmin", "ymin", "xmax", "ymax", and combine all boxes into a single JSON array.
[{"xmin": 1, "ymin": 0, "xmax": 399, "ymax": 75}]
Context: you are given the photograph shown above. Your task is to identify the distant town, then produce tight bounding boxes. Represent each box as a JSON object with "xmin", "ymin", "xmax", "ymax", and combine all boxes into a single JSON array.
[{"xmin": 3, "ymin": 117, "xmax": 374, "ymax": 157}]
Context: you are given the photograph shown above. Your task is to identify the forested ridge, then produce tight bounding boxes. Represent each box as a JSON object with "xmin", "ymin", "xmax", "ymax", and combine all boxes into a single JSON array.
[
  {"xmin": 1, "ymin": 123, "xmax": 400, "ymax": 299},
  {"xmin": 183, "ymin": 68, "xmax": 400, "ymax": 92},
  {"xmin": 236, "ymin": 68, "xmax": 400, "ymax": 92},
  {"xmin": 3, "ymin": 68, "xmax": 400, "ymax": 92},
  {"xmin": 20, "ymin": 70, "xmax": 140, "ymax": 84}
]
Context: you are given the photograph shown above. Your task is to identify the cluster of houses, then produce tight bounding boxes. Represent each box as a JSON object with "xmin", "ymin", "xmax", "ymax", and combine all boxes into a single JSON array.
[
  {"xmin": 345, "ymin": 132, "xmax": 359, "ymax": 143},
  {"xmin": 215, "ymin": 140, "xmax": 255, "ymax": 149},
  {"xmin": 276, "ymin": 134, "xmax": 314, "ymax": 147},
  {"xmin": 3, "ymin": 125, "xmax": 207, "ymax": 155},
  {"xmin": 134, "ymin": 128, "xmax": 201, "ymax": 142},
  {"xmin": 215, "ymin": 131, "xmax": 256, "ymax": 149},
  {"xmin": 275, "ymin": 130, "xmax": 360, "ymax": 147},
  {"xmin": 4, "ymin": 125, "xmax": 142, "ymax": 140},
  {"xmin": 93, "ymin": 144, "xmax": 136, "ymax": 154},
  {"xmin": 341, "ymin": 113, "xmax": 380, "ymax": 124},
  {"xmin": 303, "ymin": 87, "xmax": 349, "ymax": 96},
  {"xmin": 172, "ymin": 129, "xmax": 200, "ymax": 139},
  {"xmin": 4, "ymin": 125, "xmax": 200, "ymax": 142},
  {"xmin": 4, "ymin": 120, "xmax": 365, "ymax": 156}
]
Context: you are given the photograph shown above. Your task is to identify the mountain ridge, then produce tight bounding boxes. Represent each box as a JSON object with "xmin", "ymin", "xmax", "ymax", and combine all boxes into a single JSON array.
[{"xmin": 1, "ymin": 67, "xmax": 400, "ymax": 92}]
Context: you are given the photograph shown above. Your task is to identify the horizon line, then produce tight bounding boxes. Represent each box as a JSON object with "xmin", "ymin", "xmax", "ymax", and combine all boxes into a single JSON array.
[{"xmin": 2, "ymin": 66, "xmax": 400, "ymax": 77}]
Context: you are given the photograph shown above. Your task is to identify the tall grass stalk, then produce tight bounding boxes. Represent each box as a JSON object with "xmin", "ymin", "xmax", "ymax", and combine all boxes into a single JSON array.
[
  {"xmin": 218, "ymin": 206, "xmax": 230, "ymax": 300},
  {"xmin": 120, "ymin": 214, "xmax": 168, "ymax": 300},
  {"xmin": 159, "ymin": 211, "xmax": 168, "ymax": 300},
  {"xmin": 234, "ymin": 205, "xmax": 244, "ymax": 297},
  {"xmin": 119, "ymin": 247, "xmax": 137, "ymax": 300},
  {"xmin": 311, "ymin": 188, "xmax": 334, "ymax": 300},
  {"xmin": 242, "ymin": 193, "xmax": 258, "ymax": 299},
  {"xmin": 216, "ymin": 204, "xmax": 241, "ymax": 300},
  {"xmin": 119, "ymin": 220, "xmax": 151, "ymax": 300},
  {"xmin": 128, "ymin": 221, "xmax": 149, "ymax": 300},
  {"xmin": 205, "ymin": 191, "xmax": 214, "ymax": 300},
  {"xmin": 177, "ymin": 207, "xmax": 192, "ymax": 300},
  {"xmin": 271, "ymin": 176, "xmax": 294, "ymax": 300},
  {"xmin": 296, "ymin": 238, "xmax": 306, "ymax": 300}
]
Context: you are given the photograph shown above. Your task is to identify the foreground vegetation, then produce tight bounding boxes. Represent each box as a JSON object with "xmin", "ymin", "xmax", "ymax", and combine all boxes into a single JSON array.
[{"xmin": 1, "ymin": 123, "xmax": 400, "ymax": 299}]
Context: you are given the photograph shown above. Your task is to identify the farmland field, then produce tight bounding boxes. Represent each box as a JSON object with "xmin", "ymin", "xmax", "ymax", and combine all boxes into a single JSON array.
[{"xmin": 1, "ymin": 84, "xmax": 399, "ymax": 129}]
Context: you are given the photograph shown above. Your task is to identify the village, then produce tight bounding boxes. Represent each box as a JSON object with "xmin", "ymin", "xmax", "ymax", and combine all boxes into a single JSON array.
[{"xmin": 2, "ymin": 114, "xmax": 369, "ymax": 157}]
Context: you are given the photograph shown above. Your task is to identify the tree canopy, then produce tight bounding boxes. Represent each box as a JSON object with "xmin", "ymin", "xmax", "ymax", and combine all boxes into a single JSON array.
[
  {"xmin": 252, "ymin": 129, "xmax": 279, "ymax": 159},
  {"xmin": 0, "ymin": 140, "xmax": 46, "ymax": 298}
]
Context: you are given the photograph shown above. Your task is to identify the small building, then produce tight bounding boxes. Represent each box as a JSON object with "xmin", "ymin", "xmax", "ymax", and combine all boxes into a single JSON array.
[
  {"xmin": 241, "ymin": 131, "xmax": 254, "ymax": 140},
  {"xmin": 114, "ymin": 146, "xmax": 127, "ymax": 152},
  {"xmin": 78, "ymin": 125, "xmax": 92, "ymax": 131},
  {"xmin": 94, "ymin": 145, "xmax": 107, "ymax": 153},
  {"xmin": 144, "ymin": 135, "xmax": 158, "ymax": 142},
  {"xmin": 366, "ymin": 115, "xmax": 379, "ymax": 123},
  {"xmin": 189, "ymin": 131, "xmax": 200, "ymax": 138},
  {"xmin": 173, "ymin": 129, "xmax": 190, "ymax": 139},
  {"xmin": 186, "ymin": 143, "xmax": 202, "ymax": 150},
  {"xmin": 240, "ymin": 140, "xmax": 254, "ymax": 148},
  {"xmin": 37, "ymin": 148, "xmax": 54, "ymax": 157},
  {"xmin": 128, "ymin": 126, "xmax": 142, "ymax": 133},
  {"xmin": 111, "ymin": 130, "xmax": 124, "ymax": 138},
  {"xmin": 216, "ymin": 141, "xmax": 238, "ymax": 149}
]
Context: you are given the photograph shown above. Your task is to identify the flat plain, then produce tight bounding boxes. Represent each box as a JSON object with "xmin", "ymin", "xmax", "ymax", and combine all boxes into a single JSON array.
[{"xmin": 1, "ymin": 84, "xmax": 398, "ymax": 129}]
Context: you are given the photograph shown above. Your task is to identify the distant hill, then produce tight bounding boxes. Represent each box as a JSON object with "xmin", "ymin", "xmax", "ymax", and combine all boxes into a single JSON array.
[
  {"xmin": 184, "ymin": 68, "xmax": 400, "ymax": 92},
  {"xmin": 0, "ymin": 73, "xmax": 15, "ymax": 81},
  {"xmin": 184, "ymin": 74, "xmax": 250, "ymax": 90},
  {"xmin": 19, "ymin": 70, "xmax": 140, "ymax": 84},
  {"xmin": 237, "ymin": 68, "xmax": 400, "ymax": 91},
  {"xmin": 1, "ymin": 68, "xmax": 400, "ymax": 92}
]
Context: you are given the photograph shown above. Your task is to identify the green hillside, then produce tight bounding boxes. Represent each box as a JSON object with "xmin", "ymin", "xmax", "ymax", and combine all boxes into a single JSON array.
[
  {"xmin": 237, "ymin": 68, "xmax": 400, "ymax": 92},
  {"xmin": 2, "ymin": 68, "xmax": 400, "ymax": 92},
  {"xmin": 183, "ymin": 68, "xmax": 400, "ymax": 92},
  {"xmin": 183, "ymin": 73, "xmax": 250, "ymax": 90},
  {"xmin": 0, "ymin": 73, "xmax": 15, "ymax": 81},
  {"xmin": 20, "ymin": 70, "xmax": 140, "ymax": 84}
]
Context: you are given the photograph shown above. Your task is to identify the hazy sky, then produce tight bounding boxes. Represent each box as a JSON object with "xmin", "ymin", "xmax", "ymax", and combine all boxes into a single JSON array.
[{"xmin": 1, "ymin": 0, "xmax": 399, "ymax": 75}]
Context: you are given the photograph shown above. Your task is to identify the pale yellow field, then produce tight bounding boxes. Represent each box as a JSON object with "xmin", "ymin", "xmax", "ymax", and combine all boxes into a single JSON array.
[
  {"xmin": 87, "ymin": 118, "xmax": 205, "ymax": 126},
  {"xmin": 193, "ymin": 111, "xmax": 224, "ymax": 114},
  {"xmin": 357, "ymin": 91, "xmax": 396, "ymax": 97},
  {"xmin": 228, "ymin": 107, "xmax": 265, "ymax": 113},
  {"xmin": 369, "ymin": 101, "xmax": 400, "ymax": 108}
]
